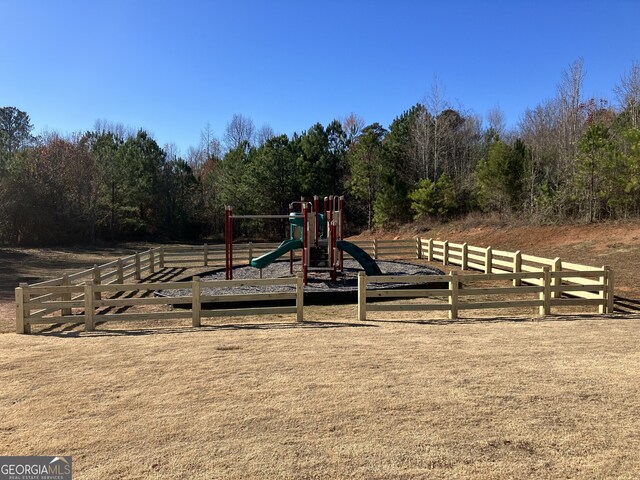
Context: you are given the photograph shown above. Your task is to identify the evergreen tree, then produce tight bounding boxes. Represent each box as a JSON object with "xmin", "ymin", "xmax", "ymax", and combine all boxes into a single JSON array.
[
  {"xmin": 409, "ymin": 173, "xmax": 457, "ymax": 220},
  {"xmin": 476, "ymin": 137, "xmax": 527, "ymax": 213},
  {"xmin": 347, "ymin": 123, "xmax": 386, "ymax": 229}
]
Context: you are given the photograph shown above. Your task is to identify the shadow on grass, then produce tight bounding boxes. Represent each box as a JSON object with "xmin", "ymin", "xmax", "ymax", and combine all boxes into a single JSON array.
[
  {"xmin": 37, "ymin": 267, "xmax": 189, "ymax": 335},
  {"xmin": 366, "ymin": 312, "xmax": 640, "ymax": 326},
  {"xmin": 38, "ymin": 320, "xmax": 377, "ymax": 338},
  {"xmin": 613, "ymin": 296, "xmax": 640, "ymax": 313},
  {"xmin": 26, "ymin": 313, "xmax": 640, "ymax": 337}
]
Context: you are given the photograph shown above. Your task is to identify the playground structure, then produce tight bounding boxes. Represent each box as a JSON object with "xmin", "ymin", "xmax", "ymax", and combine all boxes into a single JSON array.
[{"xmin": 224, "ymin": 195, "xmax": 381, "ymax": 283}]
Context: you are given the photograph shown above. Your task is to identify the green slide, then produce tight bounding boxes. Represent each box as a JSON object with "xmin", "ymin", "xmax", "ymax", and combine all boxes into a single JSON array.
[
  {"xmin": 336, "ymin": 240, "xmax": 382, "ymax": 275},
  {"xmin": 250, "ymin": 239, "xmax": 303, "ymax": 269}
]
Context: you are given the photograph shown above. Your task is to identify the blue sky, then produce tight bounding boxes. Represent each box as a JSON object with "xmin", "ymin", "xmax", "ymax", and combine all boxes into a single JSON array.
[{"xmin": 1, "ymin": 0, "xmax": 639, "ymax": 154}]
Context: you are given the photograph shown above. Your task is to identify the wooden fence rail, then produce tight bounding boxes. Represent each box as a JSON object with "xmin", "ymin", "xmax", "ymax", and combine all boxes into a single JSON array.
[
  {"xmin": 414, "ymin": 237, "xmax": 612, "ymax": 308},
  {"xmin": 357, "ymin": 266, "xmax": 612, "ymax": 321},
  {"xmin": 16, "ymin": 274, "xmax": 304, "ymax": 334}
]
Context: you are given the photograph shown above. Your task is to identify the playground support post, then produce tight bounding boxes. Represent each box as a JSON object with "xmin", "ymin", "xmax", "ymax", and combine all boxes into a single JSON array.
[
  {"xmin": 225, "ymin": 206, "xmax": 233, "ymax": 280},
  {"xmin": 289, "ymin": 204, "xmax": 294, "ymax": 274},
  {"xmin": 338, "ymin": 196, "xmax": 345, "ymax": 271},
  {"xmin": 313, "ymin": 196, "xmax": 319, "ymax": 246},
  {"xmin": 302, "ymin": 203, "xmax": 309, "ymax": 284},
  {"xmin": 329, "ymin": 220, "xmax": 337, "ymax": 281}
]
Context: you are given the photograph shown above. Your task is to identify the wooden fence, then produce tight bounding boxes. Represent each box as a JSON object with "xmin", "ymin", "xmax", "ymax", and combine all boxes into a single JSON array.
[
  {"xmin": 345, "ymin": 239, "xmax": 417, "ymax": 260},
  {"xmin": 357, "ymin": 267, "xmax": 614, "ymax": 321},
  {"xmin": 15, "ymin": 239, "xmax": 614, "ymax": 333},
  {"xmin": 161, "ymin": 242, "xmax": 288, "ymax": 267},
  {"xmin": 412, "ymin": 238, "xmax": 613, "ymax": 310},
  {"xmin": 16, "ymin": 274, "xmax": 304, "ymax": 334}
]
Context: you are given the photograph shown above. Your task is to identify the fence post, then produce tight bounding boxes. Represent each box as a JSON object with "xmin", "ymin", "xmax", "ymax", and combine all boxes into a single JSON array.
[
  {"xmin": 93, "ymin": 264, "xmax": 101, "ymax": 300},
  {"xmin": 416, "ymin": 237, "xmax": 422, "ymax": 259},
  {"xmin": 61, "ymin": 274, "xmax": 72, "ymax": 316},
  {"xmin": 296, "ymin": 273, "xmax": 304, "ymax": 322},
  {"xmin": 149, "ymin": 250, "xmax": 155, "ymax": 274},
  {"xmin": 15, "ymin": 284, "xmax": 28, "ymax": 334},
  {"xmin": 598, "ymin": 266, "xmax": 606, "ymax": 315},
  {"xmin": 204, "ymin": 243, "xmax": 209, "ymax": 267},
  {"xmin": 116, "ymin": 259, "xmax": 124, "ymax": 284},
  {"xmin": 191, "ymin": 276, "xmax": 201, "ymax": 327},
  {"xmin": 461, "ymin": 243, "xmax": 468, "ymax": 270},
  {"xmin": 357, "ymin": 271, "xmax": 367, "ymax": 321},
  {"xmin": 485, "ymin": 247, "xmax": 492, "ymax": 274},
  {"xmin": 373, "ymin": 239, "xmax": 378, "ymax": 260},
  {"xmin": 427, "ymin": 238, "xmax": 434, "ymax": 261},
  {"xmin": 159, "ymin": 246, "xmax": 165, "ymax": 269},
  {"xmin": 443, "ymin": 240, "xmax": 449, "ymax": 266},
  {"xmin": 551, "ymin": 257, "xmax": 561, "ymax": 298},
  {"xmin": 448, "ymin": 271, "xmax": 459, "ymax": 320},
  {"xmin": 84, "ymin": 281, "xmax": 95, "ymax": 332},
  {"xmin": 599, "ymin": 265, "xmax": 611, "ymax": 315},
  {"xmin": 605, "ymin": 266, "xmax": 614, "ymax": 314},
  {"xmin": 513, "ymin": 251, "xmax": 522, "ymax": 287},
  {"xmin": 248, "ymin": 242, "xmax": 253, "ymax": 264},
  {"xmin": 134, "ymin": 253, "xmax": 141, "ymax": 280},
  {"xmin": 540, "ymin": 267, "xmax": 551, "ymax": 316}
]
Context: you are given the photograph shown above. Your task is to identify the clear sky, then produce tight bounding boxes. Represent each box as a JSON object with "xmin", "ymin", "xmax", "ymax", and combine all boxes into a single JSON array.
[{"xmin": 2, "ymin": 0, "xmax": 639, "ymax": 155}]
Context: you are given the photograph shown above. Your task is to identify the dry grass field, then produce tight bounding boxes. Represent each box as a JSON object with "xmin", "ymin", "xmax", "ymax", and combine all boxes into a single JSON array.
[{"xmin": 1, "ymin": 223, "xmax": 640, "ymax": 479}]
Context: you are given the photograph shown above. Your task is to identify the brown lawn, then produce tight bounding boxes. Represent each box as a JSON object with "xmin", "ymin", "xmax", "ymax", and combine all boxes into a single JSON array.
[{"xmin": 1, "ymin": 223, "xmax": 640, "ymax": 479}]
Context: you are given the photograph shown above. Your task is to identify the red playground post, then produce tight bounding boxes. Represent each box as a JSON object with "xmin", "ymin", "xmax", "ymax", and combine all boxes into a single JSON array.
[{"xmin": 225, "ymin": 206, "xmax": 233, "ymax": 280}]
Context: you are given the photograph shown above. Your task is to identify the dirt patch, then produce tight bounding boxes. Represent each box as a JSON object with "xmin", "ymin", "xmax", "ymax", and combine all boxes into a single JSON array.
[{"xmin": 0, "ymin": 245, "xmax": 148, "ymax": 300}]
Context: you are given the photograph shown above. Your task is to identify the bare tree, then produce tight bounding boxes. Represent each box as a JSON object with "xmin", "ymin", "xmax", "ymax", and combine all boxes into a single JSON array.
[
  {"xmin": 520, "ymin": 99, "xmax": 562, "ymax": 215},
  {"xmin": 186, "ymin": 145, "xmax": 206, "ymax": 174},
  {"xmin": 92, "ymin": 119, "xmax": 135, "ymax": 139},
  {"xmin": 487, "ymin": 106, "xmax": 506, "ymax": 138},
  {"xmin": 426, "ymin": 75, "xmax": 449, "ymax": 180},
  {"xmin": 342, "ymin": 112, "xmax": 365, "ymax": 143},
  {"xmin": 200, "ymin": 122, "xmax": 222, "ymax": 161},
  {"xmin": 557, "ymin": 58, "xmax": 586, "ymax": 162},
  {"xmin": 223, "ymin": 114, "xmax": 255, "ymax": 151},
  {"xmin": 163, "ymin": 142, "xmax": 180, "ymax": 162},
  {"xmin": 410, "ymin": 104, "xmax": 431, "ymax": 180},
  {"xmin": 614, "ymin": 61, "xmax": 640, "ymax": 128},
  {"xmin": 256, "ymin": 124, "xmax": 275, "ymax": 147}
]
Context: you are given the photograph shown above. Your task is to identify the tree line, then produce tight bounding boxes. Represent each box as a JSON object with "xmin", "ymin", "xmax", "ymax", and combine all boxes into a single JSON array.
[{"xmin": 1, "ymin": 59, "xmax": 639, "ymax": 245}]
